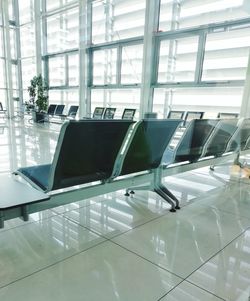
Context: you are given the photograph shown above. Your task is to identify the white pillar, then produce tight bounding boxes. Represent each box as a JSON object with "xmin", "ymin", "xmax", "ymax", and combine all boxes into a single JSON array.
[
  {"xmin": 140, "ymin": 0, "xmax": 160, "ymax": 119},
  {"xmin": 240, "ymin": 51, "xmax": 250, "ymax": 117}
]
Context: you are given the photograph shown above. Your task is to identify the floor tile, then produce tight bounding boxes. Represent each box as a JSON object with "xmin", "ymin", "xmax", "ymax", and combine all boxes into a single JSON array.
[
  {"xmin": 0, "ymin": 241, "xmax": 182, "ymax": 301},
  {"xmin": 188, "ymin": 229, "xmax": 250, "ymax": 301},
  {"xmin": 163, "ymin": 170, "xmax": 225, "ymax": 206},
  {"xmin": 196, "ymin": 181, "xmax": 250, "ymax": 220},
  {"xmin": 64, "ymin": 192, "xmax": 171, "ymax": 238},
  {"xmin": 0, "ymin": 215, "xmax": 105, "ymax": 288},
  {"xmin": 0, "ymin": 209, "xmax": 56, "ymax": 232},
  {"xmin": 161, "ymin": 281, "xmax": 224, "ymax": 301},
  {"xmin": 113, "ymin": 203, "xmax": 250, "ymax": 278}
]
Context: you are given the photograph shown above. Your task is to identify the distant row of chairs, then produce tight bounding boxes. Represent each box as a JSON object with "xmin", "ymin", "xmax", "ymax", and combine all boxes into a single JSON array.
[
  {"xmin": 47, "ymin": 104, "xmax": 79, "ymax": 120},
  {"xmin": 92, "ymin": 107, "xmax": 136, "ymax": 120},
  {"xmin": 168, "ymin": 110, "xmax": 239, "ymax": 122}
]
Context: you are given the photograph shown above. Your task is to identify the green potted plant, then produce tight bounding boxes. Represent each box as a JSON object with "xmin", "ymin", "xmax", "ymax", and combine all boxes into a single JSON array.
[{"xmin": 28, "ymin": 74, "xmax": 48, "ymax": 123}]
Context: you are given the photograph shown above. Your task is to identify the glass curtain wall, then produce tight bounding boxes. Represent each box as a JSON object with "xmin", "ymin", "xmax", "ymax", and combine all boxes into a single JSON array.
[
  {"xmin": 0, "ymin": 5, "xmax": 6, "ymax": 108},
  {"xmin": 1, "ymin": 0, "xmax": 250, "ymax": 119},
  {"xmin": 153, "ymin": 0, "xmax": 250, "ymax": 118},
  {"xmin": 46, "ymin": 4, "xmax": 79, "ymax": 112}
]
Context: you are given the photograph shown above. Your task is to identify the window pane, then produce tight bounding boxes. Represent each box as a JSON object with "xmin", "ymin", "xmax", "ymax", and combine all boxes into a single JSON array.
[
  {"xmin": 0, "ymin": 28, "xmax": 3, "ymax": 57},
  {"xmin": 46, "ymin": 0, "xmax": 76, "ymax": 12},
  {"xmin": 93, "ymin": 48, "xmax": 117, "ymax": 85},
  {"xmin": 121, "ymin": 44, "xmax": 143, "ymax": 84},
  {"xmin": 19, "ymin": 0, "xmax": 34, "ymax": 25},
  {"xmin": 153, "ymin": 87, "xmax": 243, "ymax": 118},
  {"xmin": 20, "ymin": 23, "xmax": 36, "ymax": 58},
  {"xmin": 48, "ymin": 89, "xmax": 79, "ymax": 109},
  {"xmin": 159, "ymin": 0, "xmax": 250, "ymax": 31},
  {"xmin": 12, "ymin": 64, "xmax": 18, "ymax": 90},
  {"xmin": 0, "ymin": 59, "xmax": 5, "ymax": 88},
  {"xmin": 10, "ymin": 29, "xmax": 16, "ymax": 59},
  {"xmin": 202, "ymin": 27, "xmax": 250, "ymax": 81},
  {"xmin": 8, "ymin": 0, "xmax": 14, "ymax": 21},
  {"xmin": 21, "ymin": 57, "xmax": 36, "ymax": 99},
  {"xmin": 46, "ymin": 8, "xmax": 79, "ymax": 53},
  {"xmin": 92, "ymin": 0, "xmax": 146, "ymax": 44},
  {"xmin": 91, "ymin": 88, "xmax": 140, "ymax": 119},
  {"xmin": 68, "ymin": 53, "xmax": 79, "ymax": 86},
  {"xmin": 49, "ymin": 56, "xmax": 66, "ymax": 86},
  {"xmin": 158, "ymin": 36, "xmax": 199, "ymax": 83}
]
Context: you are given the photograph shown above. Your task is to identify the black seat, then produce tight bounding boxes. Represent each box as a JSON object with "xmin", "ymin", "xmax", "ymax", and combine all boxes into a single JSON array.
[
  {"xmin": 167, "ymin": 110, "xmax": 185, "ymax": 120},
  {"xmin": 226, "ymin": 118, "xmax": 250, "ymax": 152},
  {"xmin": 47, "ymin": 104, "xmax": 57, "ymax": 116},
  {"xmin": 59, "ymin": 105, "xmax": 79, "ymax": 119},
  {"xmin": 122, "ymin": 108, "xmax": 136, "ymax": 120},
  {"xmin": 103, "ymin": 108, "xmax": 116, "ymax": 119},
  {"xmin": 93, "ymin": 107, "xmax": 105, "ymax": 119},
  {"xmin": 217, "ymin": 112, "xmax": 239, "ymax": 119},
  {"xmin": 202, "ymin": 119, "xmax": 238, "ymax": 157},
  {"xmin": 17, "ymin": 120, "xmax": 134, "ymax": 192},
  {"xmin": 54, "ymin": 105, "xmax": 65, "ymax": 116},
  {"xmin": 171, "ymin": 119, "xmax": 219, "ymax": 163},
  {"xmin": 119, "ymin": 119, "xmax": 181, "ymax": 175},
  {"xmin": 185, "ymin": 111, "xmax": 204, "ymax": 123}
]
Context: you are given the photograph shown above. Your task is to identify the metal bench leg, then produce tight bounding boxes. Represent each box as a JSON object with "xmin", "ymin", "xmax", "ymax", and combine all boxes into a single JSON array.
[
  {"xmin": 154, "ymin": 187, "xmax": 176, "ymax": 212},
  {"xmin": 159, "ymin": 185, "xmax": 180, "ymax": 209}
]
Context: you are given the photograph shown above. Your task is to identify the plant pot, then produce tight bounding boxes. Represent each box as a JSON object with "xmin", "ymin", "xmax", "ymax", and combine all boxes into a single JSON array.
[{"xmin": 32, "ymin": 111, "xmax": 45, "ymax": 123}]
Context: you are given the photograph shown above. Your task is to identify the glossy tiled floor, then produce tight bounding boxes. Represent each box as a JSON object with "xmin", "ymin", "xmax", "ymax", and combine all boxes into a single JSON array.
[{"xmin": 0, "ymin": 118, "xmax": 250, "ymax": 300}]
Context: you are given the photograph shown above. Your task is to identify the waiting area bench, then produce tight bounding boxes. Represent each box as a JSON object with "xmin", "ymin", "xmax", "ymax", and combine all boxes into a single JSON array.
[{"xmin": 1, "ymin": 117, "xmax": 250, "ymax": 227}]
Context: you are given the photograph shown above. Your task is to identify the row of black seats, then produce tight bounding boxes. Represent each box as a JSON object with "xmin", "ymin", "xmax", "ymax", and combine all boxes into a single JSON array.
[
  {"xmin": 47, "ymin": 104, "xmax": 79, "ymax": 119},
  {"xmin": 92, "ymin": 107, "xmax": 136, "ymax": 120},
  {"xmin": 168, "ymin": 110, "xmax": 239, "ymax": 122},
  {"xmin": 16, "ymin": 117, "xmax": 250, "ymax": 214}
]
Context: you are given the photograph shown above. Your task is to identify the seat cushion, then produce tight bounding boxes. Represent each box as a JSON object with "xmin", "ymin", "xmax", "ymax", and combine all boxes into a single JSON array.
[{"xmin": 18, "ymin": 164, "xmax": 51, "ymax": 191}]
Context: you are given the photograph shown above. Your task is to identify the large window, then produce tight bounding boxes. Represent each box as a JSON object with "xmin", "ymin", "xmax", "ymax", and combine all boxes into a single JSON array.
[
  {"xmin": 202, "ymin": 27, "xmax": 250, "ymax": 81},
  {"xmin": 153, "ymin": 87, "xmax": 243, "ymax": 118},
  {"xmin": 159, "ymin": 0, "xmax": 250, "ymax": 31},
  {"xmin": 46, "ymin": 8, "xmax": 79, "ymax": 54},
  {"xmin": 92, "ymin": 0, "xmax": 146, "ymax": 44},
  {"xmin": 158, "ymin": 36, "xmax": 199, "ymax": 83},
  {"xmin": 91, "ymin": 88, "xmax": 140, "ymax": 119}
]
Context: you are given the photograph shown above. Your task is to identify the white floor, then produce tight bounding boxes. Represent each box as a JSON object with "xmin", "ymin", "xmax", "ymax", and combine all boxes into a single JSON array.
[{"xmin": 0, "ymin": 118, "xmax": 250, "ymax": 301}]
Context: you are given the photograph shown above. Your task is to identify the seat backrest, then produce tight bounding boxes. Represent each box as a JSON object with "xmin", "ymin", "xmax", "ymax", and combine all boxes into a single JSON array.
[
  {"xmin": 167, "ymin": 110, "xmax": 185, "ymax": 120},
  {"xmin": 217, "ymin": 112, "xmax": 239, "ymax": 119},
  {"xmin": 93, "ymin": 107, "xmax": 105, "ymax": 119},
  {"xmin": 54, "ymin": 105, "xmax": 65, "ymax": 115},
  {"xmin": 118, "ymin": 119, "xmax": 181, "ymax": 176},
  {"xmin": 227, "ymin": 118, "xmax": 250, "ymax": 152},
  {"xmin": 201, "ymin": 119, "xmax": 238, "ymax": 157},
  {"xmin": 174, "ymin": 119, "xmax": 219, "ymax": 163},
  {"xmin": 185, "ymin": 111, "xmax": 204, "ymax": 122},
  {"xmin": 47, "ymin": 104, "xmax": 57, "ymax": 115},
  {"xmin": 67, "ymin": 105, "xmax": 79, "ymax": 118},
  {"xmin": 48, "ymin": 120, "xmax": 134, "ymax": 191},
  {"xmin": 122, "ymin": 108, "xmax": 136, "ymax": 120},
  {"xmin": 103, "ymin": 108, "xmax": 116, "ymax": 119}
]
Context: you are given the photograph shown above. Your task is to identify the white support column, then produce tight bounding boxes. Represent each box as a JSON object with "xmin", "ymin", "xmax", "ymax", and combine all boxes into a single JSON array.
[
  {"xmin": 2, "ymin": 0, "xmax": 14, "ymax": 118},
  {"xmin": 34, "ymin": 0, "xmax": 42, "ymax": 75},
  {"xmin": 140, "ymin": 0, "xmax": 160, "ymax": 119},
  {"xmin": 79, "ymin": 0, "xmax": 91, "ymax": 118},
  {"xmin": 240, "ymin": 51, "xmax": 250, "ymax": 117}
]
